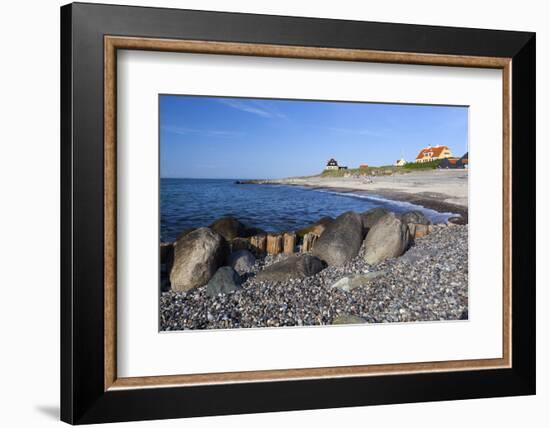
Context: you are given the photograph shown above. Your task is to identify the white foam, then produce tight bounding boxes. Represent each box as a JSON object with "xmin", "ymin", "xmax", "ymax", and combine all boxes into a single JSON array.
[{"xmin": 308, "ymin": 188, "xmax": 457, "ymax": 222}]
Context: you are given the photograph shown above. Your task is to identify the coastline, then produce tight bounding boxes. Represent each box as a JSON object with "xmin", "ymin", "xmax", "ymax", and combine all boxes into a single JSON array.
[
  {"xmin": 238, "ymin": 169, "xmax": 469, "ymax": 224},
  {"xmin": 303, "ymin": 185, "xmax": 468, "ymax": 224}
]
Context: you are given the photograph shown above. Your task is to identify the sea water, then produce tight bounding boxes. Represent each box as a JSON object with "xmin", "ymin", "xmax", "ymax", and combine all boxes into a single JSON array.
[{"xmin": 160, "ymin": 178, "xmax": 455, "ymax": 242}]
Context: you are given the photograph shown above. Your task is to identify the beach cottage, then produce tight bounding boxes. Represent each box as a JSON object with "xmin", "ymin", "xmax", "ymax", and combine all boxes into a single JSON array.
[
  {"xmin": 325, "ymin": 158, "xmax": 347, "ymax": 170},
  {"xmin": 415, "ymin": 145, "xmax": 453, "ymax": 163},
  {"xmin": 394, "ymin": 158, "xmax": 406, "ymax": 167}
]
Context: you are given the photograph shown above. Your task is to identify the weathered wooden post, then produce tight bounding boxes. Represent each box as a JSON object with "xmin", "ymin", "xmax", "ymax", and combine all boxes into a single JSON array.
[
  {"xmin": 266, "ymin": 233, "xmax": 283, "ymax": 255},
  {"xmin": 283, "ymin": 232, "xmax": 296, "ymax": 254},
  {"xmin": 250, "ymin": 234, "xmax": 267, "ymax": 255},
  {"xmin": 414, "ymin": 224, "xmax": 429, "ymax": 238},
  {"xmin": 302, "ymin": 232, "xmax": 318, "ymax": 253}
]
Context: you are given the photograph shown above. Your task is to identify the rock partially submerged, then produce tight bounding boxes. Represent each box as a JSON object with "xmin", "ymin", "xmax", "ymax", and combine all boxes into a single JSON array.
[
  {"xmin": 255, "ymin": 254, "xmax": 325, "ymax": 282},
  {"xmin": 170, "ymin": 227, "xmax": 228, "ymax": 292},
  {"xmin": 363, "ymin": 213, "xmax": 410, "ymax": 265},
  {"xmin": 206, "ymin": 266, "xmax": 243, "ymax": 296},
  {"xmin": 312, "ymin": 211, "xmax": 364, "ymax": 266}
]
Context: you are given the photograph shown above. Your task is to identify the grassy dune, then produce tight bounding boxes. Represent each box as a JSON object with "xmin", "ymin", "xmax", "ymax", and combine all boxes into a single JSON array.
[{"xmin": 320, "ymin": 160, "xmax": 440, "ymax": 177}]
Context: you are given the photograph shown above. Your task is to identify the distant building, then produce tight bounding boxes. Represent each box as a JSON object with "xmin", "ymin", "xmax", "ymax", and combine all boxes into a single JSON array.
[
  {"xmin": 325, "ymin": 158, "xmax": 348, "ymax": 170},
  {"xmin": 438, "ymin": 152, "xmax": 468, "ymax": 169},
  {"xmin": 359, "ymin": 164, "xmax": 369, "ymax": 169},
  {"xmin": 460, "ymin": 152, "xmax": 468, "ymax": 169},
  {"xmin": 394, "ymin": 158, "xmax": 406, "ymax": 167},
  {"xmin": 415, "ymin": 145, "xmax": 453, "ymax": 163}
]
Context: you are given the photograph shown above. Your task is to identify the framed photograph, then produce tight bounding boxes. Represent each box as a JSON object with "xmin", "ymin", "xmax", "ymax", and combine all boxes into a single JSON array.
[{"xmin": 61, "ymin": 2, "xmax": 535, "ymax": 424}]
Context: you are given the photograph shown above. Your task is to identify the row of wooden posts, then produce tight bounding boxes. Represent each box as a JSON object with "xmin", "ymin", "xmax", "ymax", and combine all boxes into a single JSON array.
[
  {"xmin": 231, "ymin": 223, "xmax": 431, "ymax": 256},
  {"xmin": 233, "ymin": 232, "xmax": 319, "ymax": 256}
]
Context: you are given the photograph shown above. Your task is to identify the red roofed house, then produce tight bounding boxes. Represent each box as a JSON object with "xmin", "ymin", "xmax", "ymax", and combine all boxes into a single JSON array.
[{"xmin": 415, "ymin": 145, "xmax": 453, "ymax": 163}]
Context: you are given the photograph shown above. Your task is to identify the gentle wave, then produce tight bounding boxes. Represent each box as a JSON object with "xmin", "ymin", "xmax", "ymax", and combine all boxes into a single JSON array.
[{"xmin": 161, "ymin": 178, "xmax": 457, "ymax": 242}]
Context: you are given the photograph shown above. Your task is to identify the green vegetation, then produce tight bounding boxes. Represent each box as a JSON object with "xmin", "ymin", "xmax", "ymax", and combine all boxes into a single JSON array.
[
  {"xmin": 320, "ymin": 165, "xmax": 407, "ymax": 177},
  {"xmin": 318, "ymin": 160, "xmax": 441, "ymax": 177},
  {"xmin": 402, "ymin": 159, "xmax": 441, "ymax": 170}
]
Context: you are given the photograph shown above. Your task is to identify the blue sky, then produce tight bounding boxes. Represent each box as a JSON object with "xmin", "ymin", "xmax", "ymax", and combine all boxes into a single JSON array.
[{"xmin": 160, "ymin": 95, "xmax": 468, "ymax": 179}]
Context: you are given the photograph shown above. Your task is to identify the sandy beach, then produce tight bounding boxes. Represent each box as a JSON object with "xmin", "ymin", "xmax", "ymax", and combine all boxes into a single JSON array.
[{"xmin": 247, "ymin": 169, "xmax": 468, "ymax": 222}]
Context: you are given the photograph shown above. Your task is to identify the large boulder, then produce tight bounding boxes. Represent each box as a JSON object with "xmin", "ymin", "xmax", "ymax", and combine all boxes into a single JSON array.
[
  {"xmin": 170, "ymin": 227, "xmax": 228, "ymax": 292},
  {"xmin": 255, "ymin": 254, "xmax": 325, "ymax": 282},
  {"xmin": 312, "ymin": 211, "xmax": 363, "ymax": 266},
  {"xmin": 175, "ymin": 228, "xmax": 195, "ymax": 241},
  {"xmin": 227, "ymin": 249, "xmax": 256, "ymax": 274},
  {"xmin": 363, "ymin": 213, "xmax": 410, "ymax": 265},
  {"xmin": 360, "ymin": 208, "xmax": 390, "ymax": 232},
  {"xmin": 401, "ymin": 210, "xmax": 431, "ymax": 225},
  {"xmin": 209, "ymin": 217, "xmax": 246, "ymax": 241},
  {"xmin": 206, "ymin": 266, "xmax": 243, "ymax": 297}
]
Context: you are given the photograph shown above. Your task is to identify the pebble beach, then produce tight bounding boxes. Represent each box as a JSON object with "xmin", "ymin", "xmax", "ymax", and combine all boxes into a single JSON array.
[{"xmin": 160, "ymin": 222, "xmax": 468, "ymax": 331}]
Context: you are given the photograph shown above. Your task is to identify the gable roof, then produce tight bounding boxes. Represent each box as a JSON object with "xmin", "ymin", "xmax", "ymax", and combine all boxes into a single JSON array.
[{"xmin": 416, "ymin": 145, "xmax": 450, "ymax": 160}]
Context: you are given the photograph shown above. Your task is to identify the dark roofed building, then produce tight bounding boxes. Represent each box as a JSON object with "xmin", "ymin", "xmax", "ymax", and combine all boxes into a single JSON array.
[
  {"xmin": 325, "ymin": 158, "xmax": 347, "ymax": 171},
  {"xmin": 460, "ymin": 152, "xmax": 468, "ymax": 168},
  {"xmin": 438, "ymin": 152, "xmax": 468, "ymax": 169}
]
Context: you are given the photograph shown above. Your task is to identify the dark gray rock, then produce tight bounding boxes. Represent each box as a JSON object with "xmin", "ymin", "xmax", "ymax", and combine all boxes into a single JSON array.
[
  {"xmin": 209, "ymin": 217, "xmax": 246, "ymax": 240},
  {"xmin": 227, "ymin": 249, "xmax": 256, "ymax": 274},
  {"xmin": 170, "ymin": 227, "xmax": 228, "ymax": 292},
  {"xmin": 230, "ymin": 237, "xmax": 251, "ymax": 252},
  {"xmin": 363, "ymin": 213, "xmax": 410, "ymax": 265},
  {"xmin": 312, "ymin": 211, "xmax": 364, "ymax": 266},
  {"xmin": 206, "ymin": 266, "xmax": 243, "ymax": 296},
  {"xmin": 361, "ymin": 208, "xmax": 390, "ymax": 232},
  {"xmin": 401, "ymin": 210, "xmax": 431, "ymax": 225},
  {"xmin": 160, "ymin": 242, "xmax": 174, "ymax": 268},
  {"xmin": 255, "ymin": 254, "xmax": 325, "ymax": 282},
  {"xmin": 447, "ymin": 216, "xmax": 466, "ymax": 225},
  {"xmin": 160, "ymin": 262, "xmax": 171, "ymax": 292}
]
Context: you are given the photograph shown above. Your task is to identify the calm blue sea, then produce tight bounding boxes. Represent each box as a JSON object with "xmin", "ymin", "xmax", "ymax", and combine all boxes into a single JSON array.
[{"xmin": 160, "ymin": 178, "xmax": 455, "ymax": 242}]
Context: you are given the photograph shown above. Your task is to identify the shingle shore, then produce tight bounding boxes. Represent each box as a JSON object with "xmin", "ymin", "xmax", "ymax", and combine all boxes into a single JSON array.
[{"xmin": 160, "ymin": 224, "xmax": 468, "ymax": 330}]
